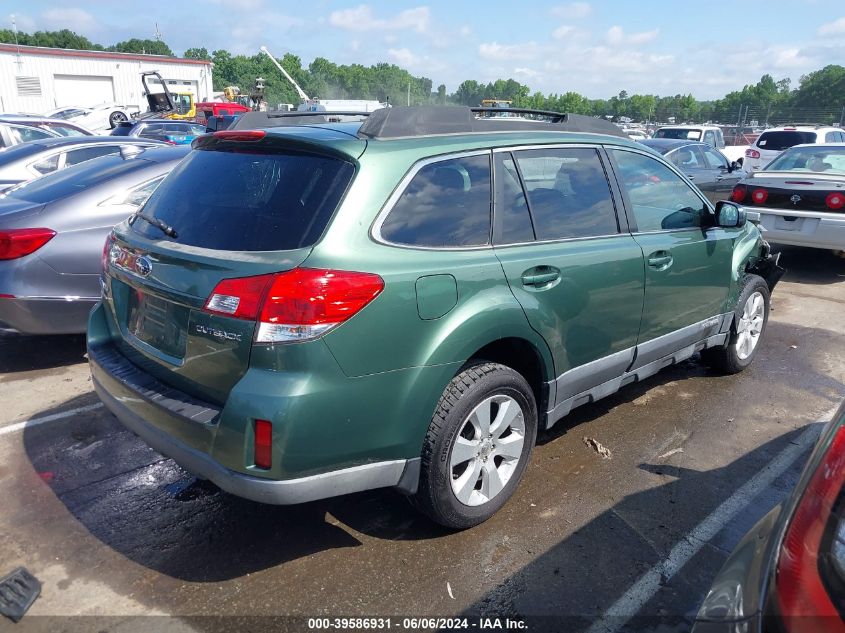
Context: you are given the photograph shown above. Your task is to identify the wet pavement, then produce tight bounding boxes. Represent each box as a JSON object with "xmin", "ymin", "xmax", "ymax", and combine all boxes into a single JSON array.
[{"xmin": 1, "ymin": 246, "xmax": 844, "ymax": 632}]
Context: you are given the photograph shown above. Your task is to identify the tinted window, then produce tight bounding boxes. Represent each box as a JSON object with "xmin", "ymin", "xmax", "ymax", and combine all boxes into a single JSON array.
[
  {"xmin": 381, "ymin": 154, "xmax": 491, "ymax": 247},
  {"xmin": 513, "ymin": 148, "xmax": 618, "ymax": 240},
  {"xmin": 10, "ymin": 125, "xmax": 54, "ymax": 144},
  {"xmin": 611, "ymin": 150, "xmax": 709, "ymax": 232},
  {"xmin": 655, "ymin": 128, "xmax": 701, "ymax": 141},
  {"xmin": 125, "ymin": 177, "xmax": 164, "ymax": 206},
  {"xmin": 64, "ymin": 145, "xmax": 119, "ymax": 166},
  {"xmin": 31, "ymin": 154, "xmax": 59, "ymax": 174},
  {"xmin": 669, "ymin": 145, "xmax": 707, "ymax": 169},
  {"xmin": 702, "ymin": 146, "xmax": 729, "ymax": 169},
  {"xmin": 134, "ymin": 148, "xmax": 355, "ymax": 251},
  {"xmin": 110, "ymin": 123, "xmax": 134, "ymax": 137},
  {"xmin": 757, "ymin": 131, "xmax": 817, "ymax": 151},
  {"xmin": 493, "ymin": 152, "xmax": 534, "ymax": 244},
  {"xmin": 45, "ymin": 123, "xmax": 87, "ymax": 137},
  {"xmin": 703, "ymin": 131, "xmax": 716, "ymax": 146}
]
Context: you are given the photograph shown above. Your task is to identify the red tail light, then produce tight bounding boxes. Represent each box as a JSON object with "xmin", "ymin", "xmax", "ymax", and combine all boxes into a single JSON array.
[
  {"xmin": 776, "ymin": 426, "xmax": 845, "ymax": 632},
  {"xmin": 102, "ymin": 232, "xmax": 115, "ymax": 273},
  {"xmin": 204, "ymin": 268, "xmax": 384, "ymax": 343},
  {"xmin": 212, "ymin": 130, "xmax": 266, "ymax": 141},
  {"xmin": 254, "ymin": 419, "xmax": 272, "ymax": 470},
  {"xmin": 746, "ymin": 149, "xmax": 761, "ymax": 159},
  {"xmin": 827, "ymin": 193, "xmax": 845, "ymax": 211},
  {"xmin": 751, "ymin": 188, "xmax": 769, "ymax": 204},
  {"xmin": 0, "ymin": 228, "xmax": 56, "ymax": 260},
  {"xmin": 730, "ymin": 185, "xmax": 747, "ymax": 203}
]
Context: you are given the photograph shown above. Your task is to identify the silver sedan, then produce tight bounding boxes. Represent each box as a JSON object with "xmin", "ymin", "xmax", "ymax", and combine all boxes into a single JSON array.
[{"xmin": 0, "ymin": 145, "xmax": 191, "ymax": 334}]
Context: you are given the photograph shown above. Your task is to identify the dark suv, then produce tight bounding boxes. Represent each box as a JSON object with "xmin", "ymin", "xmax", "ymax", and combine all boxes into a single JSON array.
[{"xmin": 88, "ymin": 107, "xmax": 784, "ymax": 528}]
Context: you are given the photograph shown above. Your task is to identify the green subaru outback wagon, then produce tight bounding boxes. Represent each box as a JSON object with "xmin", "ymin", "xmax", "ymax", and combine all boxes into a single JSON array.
[{"xmin": 89, "ymin": 106, "xmax": 784, "ymax": 528}]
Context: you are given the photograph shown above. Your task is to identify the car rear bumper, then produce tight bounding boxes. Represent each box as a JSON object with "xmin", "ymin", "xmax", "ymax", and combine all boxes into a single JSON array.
[
  {"xmin": 89, "ymin": 342, "xmax": 416, "ymax": 505},
  {"xmin": 0, "ymin": 296, "xmax": 96, "ymax": 335},
  {"xmin": 750, "ymin": 207, "xmax": 845, "ymax": 250}
]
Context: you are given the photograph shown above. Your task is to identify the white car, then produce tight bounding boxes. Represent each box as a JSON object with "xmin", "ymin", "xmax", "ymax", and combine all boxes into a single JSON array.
[
  {"xmin": 43, "ymin": 104, "xmax": 141, "ymax": 133},
  {"xmin": 744, "ymin": 125, "xmax": 845, "ymax": 172},
  {"xmin": 732, "ymin": 143, "xmax": 845, "ymax": 252}
]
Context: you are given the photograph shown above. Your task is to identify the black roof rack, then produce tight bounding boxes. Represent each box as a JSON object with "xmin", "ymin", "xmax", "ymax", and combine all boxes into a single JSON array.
[
  {"xmin": 358, "ymin": 106, "xmax": 628, "ymax": 139},
  {"xmin": 229, "ymin": 110, "xmax": 372, "ymax": 130}
]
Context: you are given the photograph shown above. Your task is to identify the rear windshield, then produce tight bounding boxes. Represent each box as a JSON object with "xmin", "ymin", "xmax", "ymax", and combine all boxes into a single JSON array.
[
  {"xmin": 132, "ymin": 147, "xmax": 355, "ymax": 251},
  {"xmin": 757, "ymin": 131, "xmax": 817, "ymax": 151},
  {"xmin": 110, "ymin": 123, "xmax": 134, "ymax": 137},
  {"xmin": 765, "ymin": 146, "xmax": 845, "ymax": 175},
  {"xmin": 655, "ymin": 128, "xmax": 701, "ymax": 141}
]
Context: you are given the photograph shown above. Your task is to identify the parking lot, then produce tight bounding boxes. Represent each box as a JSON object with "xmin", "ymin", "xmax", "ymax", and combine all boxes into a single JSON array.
[{"xmin": 1, "ymin": 245, "xmax": 843, "ymax": 631}]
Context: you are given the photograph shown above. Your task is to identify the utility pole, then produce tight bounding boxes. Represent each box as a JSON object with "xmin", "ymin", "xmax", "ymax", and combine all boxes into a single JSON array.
[
  {"xmin": 11, "ymin": 14, "xmax": 22, "ymax": 71},
  {"xmin": 736, "ymin": 103, "xmax": 743, "ymax": 130}
]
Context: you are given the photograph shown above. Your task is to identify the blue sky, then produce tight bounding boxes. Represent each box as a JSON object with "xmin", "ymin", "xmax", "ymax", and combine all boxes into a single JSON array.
[{"xmin": 5, "ymin": 1, "xmax": 845, "ymax": 99}]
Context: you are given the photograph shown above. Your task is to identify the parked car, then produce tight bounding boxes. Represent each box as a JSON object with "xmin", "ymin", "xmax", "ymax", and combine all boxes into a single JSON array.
[
  {"xmin": 744, "ymin": 125, "xmax": 845, "ymax": 172},
  {"xmin": 0, "ymin": 122, "xmax": 61, "ymax": 150},
  {"xmin": 729, "ymin": 143, "xmax": 845, "ymax": 252},
  {"xmin": 44, "ymin": 104, "xmax": 141, "ymax": 132},
  {"xmin": 0, "ymin": 145, "xmax": 190, "ymax": 335},
  {"xmin": 0, "ymin": 136, "xmax": 165, "ymax": 193},
  {"xmin": 654, "ymin": 125, "xmax": 727, "ymax": 149},
  {"xmin": 89, "ymin": 107, "xmax": 783, "ymax": 529},
  {"xmin": 110, "ymin": 120, "xmax": 207, "ymax": 145},
  {"xmin": 641, "ymin": 139, "xmax": 745, "ymax": 203},
  {"xmin": 0, "ymin": 115, "xmax": 92, "ymax": 138},
  {"xmin": 654, "ymin": 124, "xmax": 749, "ymax": 166},
  {"xmin": 693, "ymin": 400, "xmax": 845, "ymax": 633}
]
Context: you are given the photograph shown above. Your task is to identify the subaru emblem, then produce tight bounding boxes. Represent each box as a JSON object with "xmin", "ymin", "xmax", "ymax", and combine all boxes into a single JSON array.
[
  {"xmin": 790, "ymin": 194, "xmax": 801, "ymax": 205},
  {"xmin": 135, "ymin": 256, "xmax": 153, "ymax": 277}
]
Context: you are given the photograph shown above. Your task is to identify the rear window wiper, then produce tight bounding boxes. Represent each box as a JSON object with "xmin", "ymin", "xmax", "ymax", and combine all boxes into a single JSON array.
[{"xmin": 133, "ymin": 211, "xmax": 178, "ymax": 239}]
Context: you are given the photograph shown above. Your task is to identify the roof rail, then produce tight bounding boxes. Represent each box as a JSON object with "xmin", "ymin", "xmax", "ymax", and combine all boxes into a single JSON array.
[
  {"xmin": 229, "ymin": 110, "xmax": 373, "ymax": 130},
  {"xmin": 357, "ymin": 106, "xmax": 628, "ymax": 139}
]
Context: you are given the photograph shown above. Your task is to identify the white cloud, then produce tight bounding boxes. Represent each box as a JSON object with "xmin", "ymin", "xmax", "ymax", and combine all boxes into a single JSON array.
[
  {"xmin": 329, "ymin": 5, "xmax": 430, "ymax": 33},
  {"xmin": 552, "ymin": 25, "xmax": 577, "ymax": 39},
  {"xmin": 388, "ymin": 47, "xmax": 420, "ymax": 66},
  {"xmin": 459, "ymin": 26, "xmax": 472, "ymax": 37},
  {"xmin": 514, "ymin": 67, "xmax": 541, "ymax": 80},
  {"xmin": 478, "ymin": 41, "xmax": 539, "ymax": 61},
  {"xmin": 819, "ymin": 17, "xmax": 845, "ymax": 36},
  {"xmin": 551, "ymin": 2, "xmax": 591, "ymax": 18},
  {"xmin": 606, "ymin": 26, "xmax": 658, "ymax": 45},
  {"xmin": 40, "ymin": 8, "xmax": 97, "ymax": 33}
]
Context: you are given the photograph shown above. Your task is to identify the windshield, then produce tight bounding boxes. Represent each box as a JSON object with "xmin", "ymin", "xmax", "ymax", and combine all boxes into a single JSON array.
[
  {"xmin": 765, "ymin": 146, "xmax": 845, "ymax": 175},
  {"xmin": 132, "ymin": 147, "xmax": 355, "ymax": 251},
  {"xmin": 655, "ymin": 128, "xmax": 702, "ymax": 141}
]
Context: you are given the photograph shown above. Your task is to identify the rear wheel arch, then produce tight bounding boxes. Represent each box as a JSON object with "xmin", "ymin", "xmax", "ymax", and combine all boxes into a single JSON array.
[{"xmin": 463, "ymin": 337, "xmax": 552, "ymax": 429}]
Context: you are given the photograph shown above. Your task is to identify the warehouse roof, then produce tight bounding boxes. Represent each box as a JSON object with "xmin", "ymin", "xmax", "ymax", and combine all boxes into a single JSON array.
[{"xmin": 0, "ymin": 43, "xmax": 212, "ymax": 66}]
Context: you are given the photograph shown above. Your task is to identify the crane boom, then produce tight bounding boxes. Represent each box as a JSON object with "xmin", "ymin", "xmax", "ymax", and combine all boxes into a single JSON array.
[{"xmin": 259, "ymin": 46, "xmax": 309, "ymax": 102}]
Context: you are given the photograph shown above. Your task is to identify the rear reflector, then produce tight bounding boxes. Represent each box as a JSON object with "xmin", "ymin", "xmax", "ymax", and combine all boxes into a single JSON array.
[
  {"xmin": 204, "ymin": 268, "xmax": 384, "ymax": 343},
  {"xmin": 0, "ymin": 294, "xmax": 14, "ymax": 299},
  {"xmin": 0, "ymin": 228, "xmax": 56, "ymax": 261},
  {"xmin": 775, "ymin": 426, "xmax": 845, "ymax": 632},
  {"xmin": 212, "ymin": 130, "xmax": 266, "ymax": 141},
  {"xmin": 254, "ymin": 420, "xmax": 272, "ymax": 470}
]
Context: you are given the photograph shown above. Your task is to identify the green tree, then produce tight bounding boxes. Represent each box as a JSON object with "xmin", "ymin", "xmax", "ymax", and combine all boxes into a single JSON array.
[
  {"xmin": 108, "ymin": 38, "xmax": 173, "ymax": 56},
  {"xmin": 184, "ymin": 47, "xmax": 210, "ymax": 60}
]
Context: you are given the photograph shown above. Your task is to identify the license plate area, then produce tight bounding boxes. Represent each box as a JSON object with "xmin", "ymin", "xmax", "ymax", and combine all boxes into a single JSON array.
[{"xmin": 126, "ymin": 288, "xmax": 189, "ymax": 359}]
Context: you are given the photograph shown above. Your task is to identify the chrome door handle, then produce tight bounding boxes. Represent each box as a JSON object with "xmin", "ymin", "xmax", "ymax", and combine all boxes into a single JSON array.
[{"xmin": 647, "ymin": 252, "xmax": 673, "ymax": 270}]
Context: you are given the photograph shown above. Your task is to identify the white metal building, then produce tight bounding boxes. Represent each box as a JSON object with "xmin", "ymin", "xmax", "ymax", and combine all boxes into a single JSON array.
[{"xmin": 0, "ymin": 44, "xmax": 213, "ymax": 114}]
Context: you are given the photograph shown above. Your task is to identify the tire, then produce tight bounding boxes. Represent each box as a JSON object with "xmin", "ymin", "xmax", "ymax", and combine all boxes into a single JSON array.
[
  {"xmin": 411, "ymin": 362, "xmax": 538, "ymax": 529},
  {"xmin": 701, "ymin": 274, "xmax": 770, "ymax": 374},
  {"xmin": 109, "ymin": 111, "xmax": 128, "ymax": 128}
]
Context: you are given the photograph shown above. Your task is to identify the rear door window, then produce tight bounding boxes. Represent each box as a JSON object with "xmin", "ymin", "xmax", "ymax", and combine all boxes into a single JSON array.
[
  {"xmin": 134, "ymin": 148, "xmax": 355, "ymax": 251},
  {"xmin": 493, "ymin": 152, "xmax": 535, "ymax": 244},
  {"xmin": 380, "ymin": 154, "xmax": 492, "ymax": 247},
  {"xmin": 9, "ymin": 125, "xmax": 55, "ymax": 144},
  {"xmin": 512, "ymin": 147, "xmax": 618, "ymax": 240},
  {"xmin": 757, "ymin": 131, "xmax": 817, "ymax": 151},
  {"xmin": 669, "ymin": 145, "xmax": 707, "ymax": 170}
]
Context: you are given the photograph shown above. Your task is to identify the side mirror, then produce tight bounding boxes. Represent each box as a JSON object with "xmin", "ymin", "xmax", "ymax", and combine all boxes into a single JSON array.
[
  {"xmin": 729, "ymin": 161, "xmax": 741, "ymax": 172},
  {"xmin": 715, "ymin": 200, "xmax": 747, "ymax": 228}
]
